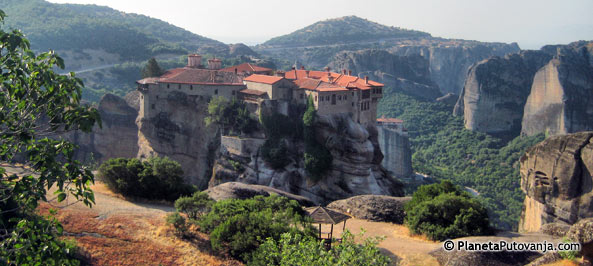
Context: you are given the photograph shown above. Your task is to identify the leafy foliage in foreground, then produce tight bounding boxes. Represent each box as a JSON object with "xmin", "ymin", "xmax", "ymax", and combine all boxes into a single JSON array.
[
  {"xmin": 97, "ymin": 157, "xmax": 196, "ymax": 201},
  {"xmin": 196, "ymin": 195, "xmax": 315, "ymax": 262},
  {"xmin": 405, "ymin": 182, "xmax": 492, "ymax": 241},
  {"xmin": 249, "ymin": 231, "xmax": 391, "ymax": 266},
  {"xmin": 378, "ymin": 89, "xmax": 545, "ymax": 230},
  {"xmin": 0, "ymin": 9, "xmax": 100, "ymax": 265}
]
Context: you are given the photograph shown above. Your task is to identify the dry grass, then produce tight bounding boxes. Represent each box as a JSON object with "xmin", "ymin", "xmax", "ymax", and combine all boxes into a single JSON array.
[{"xmin": 37, "ymin": 203, "xmax": 241, "ymax": 266}]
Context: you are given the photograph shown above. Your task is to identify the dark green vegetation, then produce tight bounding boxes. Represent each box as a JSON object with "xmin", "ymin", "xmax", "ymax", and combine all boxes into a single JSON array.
[
  {"xmin": 141, "ymin": 57, "xmax": 164, "ymax": 78},
  {"xmin": 262, "ymin": 15, "xmax": 430, "ymax": 47},
  {"xmin": 206, "ymin": 96, "xmax": 258, "ymax": 136},
  {"xmin": 259, "ymin": 108, "xmax": 305, "ymax": 169},
  {"xmin": 174, "ymin": 191, "xmax": 213, "ymax": 220},
  {"xmin": 405, "ymin": 181, "xmax": 491, "ymax": 241},
  {"xmin": 250, "ymin": 231, "xmax": 391, "ymax": 266},
  {"xmin": 303, "ymin": 97, "xmax": 333, "ymax": 180},
  {"xmin": 0, "ymin": 9, "xmax": 100, "ymax": 264},
  {"xmin": 97, "ymin": 157, "xmax": 196, "ymax": 201},
  {"xmin": 0, "ymin": 0, "xmax": 224, "ymax": 59},
  {"xmin": 378, "ymin": 88, "xmax": 545, "ymax": 230},
  {"xmin": 194, "ymin": 195, "xmax": 315, "ymax": 262}
]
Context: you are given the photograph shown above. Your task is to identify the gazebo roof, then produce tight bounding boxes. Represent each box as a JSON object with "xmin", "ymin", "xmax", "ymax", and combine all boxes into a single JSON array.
[{"xmin": 305, "ymin": 206, "xmax": 350, "ymax": 224}]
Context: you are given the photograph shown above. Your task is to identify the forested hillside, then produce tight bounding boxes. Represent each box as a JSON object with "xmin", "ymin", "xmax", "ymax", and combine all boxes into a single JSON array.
[
  {"xmin": 0, "ymin": 0, "xmax": 226, "ymax": 59},
  {"xmin": 262, "ymin": 15, "xmax": 430, "ymax": 47},
  {"xmin": 378, "ymin": 88, "xmax": 545, "ymax": 231}
]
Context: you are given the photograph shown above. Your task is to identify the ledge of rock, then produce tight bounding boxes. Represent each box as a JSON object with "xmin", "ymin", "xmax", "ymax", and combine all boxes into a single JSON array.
[
  {"xmin": 327, "ymin": 195, "xmax": 410, "ymax": 224},
  {"xmin": 205, "ymin": 182, "xmax": 314, "ymax": 207}
]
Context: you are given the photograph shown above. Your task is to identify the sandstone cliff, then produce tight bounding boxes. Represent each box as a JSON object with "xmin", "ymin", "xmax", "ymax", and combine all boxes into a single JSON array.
[
  {"xmin": 70, "ymin": 92, "xmax": 139, "ymax": 163},
  {"xmin": 389, "ymin": 41, "xmax": 520, "ymax": 95},
  {"xmin": 328, "ymin": 49, "xmax": 442, "ymax": 100},
  {"xmin": 136, "ymin": 91, "xmax": 219, "ymax": 189},
  {"xmin": 210, "ymin": 113, "xmax": 404, "ymax": 205},
  {"xmin": 519, "ymin": 132, "xmax": 593, "ymax": 232},
  {"xmin": 521, "ymin": 42, "xmax": 593, "ymax": 136},
  {"xmin": 453, "ymin": 51, "xmax": 552, "ymax": 136}
]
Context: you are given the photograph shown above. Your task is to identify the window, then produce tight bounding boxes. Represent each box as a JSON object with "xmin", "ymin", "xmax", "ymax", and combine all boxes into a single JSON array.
[
  {"xmin": 320, "ymin": 96, "xmax": 323, "ymax": 102},
  {"xmin": 167, "ymin": 84, "xmax": 170, "ymax": 89},
  {"xmin": 151, "ymin": 104, "xmax": 155, "ymax": 109},
  {"xmin": 352, "ymin": 92, "xmax": 354, "ymax": 96},
  {"xmin": 215, "ymin": 89, "xmax": 218, "ymax": 95},
  {"xmin": 190, "ymin": 85, "xmax": 193, "ymax": 90},
  {"xmin": 315, "ymin": 96, "xmax": 318, "ymax": 102},
  {"xmin": 178, "ymin": 84, "xmax": 181, "ymax": 89},
  {"xmin": 232, "ymin": 90, "xmax": 235, "ymax": 95},
  {"xmin": 300, "ymin": 93, "xmax": 304, "ymax": 99},
  {"xmin": 352, "ymin": 102, "xmax": 354, "ymax": 107},
  {"xmin": 345, "ymin": 95, "xmax": 347, "ymax": 100},
  {"xmin": 326, "ymin": 96, "xmax": 330, "ymax": 101},
  {"xmin": 156, "ymin": 95, "xmax": 159, "ymax": 99},
  {"xmin": 338, "ymin": 95, "xmax": 342, "ymax": 101}
]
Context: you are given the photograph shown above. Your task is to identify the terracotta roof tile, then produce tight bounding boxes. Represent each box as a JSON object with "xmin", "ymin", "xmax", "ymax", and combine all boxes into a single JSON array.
[
  {"xmin": 284, "ymin": 70, "xmax": 384, "ymax": 91},
  {"xmin": 220, "ymin": 63, "xmax": 273, "ymax": 73},
  {"xmin": 244, "ymin": 74, "xmax": 283, "ymax": 85},
  {"xmin": 239, "ymin": 89, "xmax": 267, "ymax": 96},
  {"xmin": 158, "ymin": 67, "xmax": 243, "ymax": 85}
]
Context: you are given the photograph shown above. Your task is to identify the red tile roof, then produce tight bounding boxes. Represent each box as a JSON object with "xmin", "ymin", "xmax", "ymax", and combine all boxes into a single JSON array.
[
  {"xmin": 158, "ymin": 67, "xmax": 243, "ymax": 85},
  {"xmin": 220, "ymin": 63, "xmax": 273, "ymax": 73},
  {"xmin": 244, "ymin": 74, "xmax": 283, "ymax": 85},
  {"xmin": 284, "ymin": 70, "xmax": 384, "ymax": 91}
]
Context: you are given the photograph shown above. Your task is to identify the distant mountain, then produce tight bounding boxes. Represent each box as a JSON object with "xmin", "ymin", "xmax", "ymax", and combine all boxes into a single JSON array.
[
  {"xmin": 261, "ymin": 16, "xmax": 431, "ymax": 47},
  {"xmin": 0, "ymin": 0, "xmax": 227, "ymax": 60}
]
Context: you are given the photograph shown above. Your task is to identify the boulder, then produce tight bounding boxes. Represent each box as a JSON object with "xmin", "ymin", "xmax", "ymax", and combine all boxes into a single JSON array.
[
  {"xmin": 565, "ymin": 218, "xmax": 593, "ymax": 260},
  {"xmin": 327, "ymin": 195, "xmax": 410, "ymax": 224},
  {"xmin": 540, "ymin": 223, "xmax": 571, "ymax": 238},
  {"xmin": 519, "ymin": 132, "xmax": 593, "ymax": 232},
  {"xmin": 205, "ymin": 182, "xmax": 314, "ymax": 207}
]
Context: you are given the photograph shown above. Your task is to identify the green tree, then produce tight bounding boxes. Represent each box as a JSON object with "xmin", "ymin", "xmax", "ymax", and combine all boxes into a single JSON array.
[
  {"xmin": 405, "ymin": 182, "xmax": 491, "ymax": 241},
  {"xmin": 97, "ymin": 156, "xmax": 195, "ymax": 201},
  {"xmin": 302, "ymin": 95, "xmax": 332, "ymax": 180},
  {"xmin": 205, "ymin": 96, "xmax": 257, "ymax": 135},
  {"xmin": 174, "ymin": 191, "xmax": 214, "ymax": 220},
  {"xmin": 0, "ymin": 9, "xmax": 101, "ymax": 265},
  {"xmin": 249, "ymin": 231, "xmax": 391, "ymax": 266},
  {"xmin": 141, "ymin": 57, "xmax": 164, "ymax": 78}
]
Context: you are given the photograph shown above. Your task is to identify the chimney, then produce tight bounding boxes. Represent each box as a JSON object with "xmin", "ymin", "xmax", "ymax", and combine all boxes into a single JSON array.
[
  {"xmin": 208, "ymin": 57, "xmax": 222, "ymax": 70},
  {"xmin": 300, "ymin": 66, "xmax": 305, "ymax": 70},
  {"xmin": 348, "ymin": 70, "xmax": 352, "ymax": 76},
  {"xmin": 325, "ymin": 66, "xmax": 331, "ymax": 72},
  {"xmin": 292, "ymin": 66, "xmax": 296, "ymax": 70},
  {"xmin": 234, "ymin": 68, "xmax": 238, "ymax": 74},
  {"xmin": 342, "ymin": 69, "xmax": 347, "ymax": 75},
  {"xmin": 187, "ymin": 54, "xmax": 202, "ymax": 68},
  {"xmin": 365, "ymin": 76, "xmax": 369, "ymax": 84},
  {"xmin": 306, "ymin": 70, "xmax": 309, "ymax": 77},
  {"xmin": 276, "ymin": 70, "xmax": 285, "ymax": 77}
]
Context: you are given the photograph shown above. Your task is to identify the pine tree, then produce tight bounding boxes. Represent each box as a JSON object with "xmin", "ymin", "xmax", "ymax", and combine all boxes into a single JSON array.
[{"xmin": 142, "ymin": 57, "xmax": 164, "ymax": 78}]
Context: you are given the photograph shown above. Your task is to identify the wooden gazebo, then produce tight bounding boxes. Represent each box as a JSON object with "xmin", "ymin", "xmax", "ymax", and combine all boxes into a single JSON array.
[{"xmin": 305, "ymin": 206, "xmax": 350, "ymax": 249}]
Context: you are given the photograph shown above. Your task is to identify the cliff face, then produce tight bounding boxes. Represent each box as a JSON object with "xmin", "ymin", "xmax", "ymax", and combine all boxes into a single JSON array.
[
  {"xmin": 328, "ymin": 49, "xmax": 442, "ymax": 100},
  {"xmin": 388, "ymin": 41, "xmax": 520, "ymax": 95},
  {"xmin": 70, "ymin": 93, "xmax": 139, "ymax": 163},
  {"xmin": 210, "ymin": 113, "xmax": 404, "ymax": 205},
  {"xmin": 519, "ymin": 132, "xmax": 593, "ymax": 232},
  {"xmin": 453, "ymin": 51, "xmax": 552, "ymax": 136},
  {"xmin": 136, "ymin": 91, "xmax": 219, "ymax": 189},
  {"xmin": 521, "ymin": 43, "xmax": 593, "ymax": 136},
  {"xmin": 377, "ymin": 126, "xmax": 413, "ymax": 179}
]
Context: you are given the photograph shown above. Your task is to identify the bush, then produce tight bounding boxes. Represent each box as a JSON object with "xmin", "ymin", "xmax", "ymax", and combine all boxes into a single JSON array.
[
  {"xmin": 260, "ymin": 137, "xmax": 290, "ymax": 169},
  {"xmin": 98, "ymin": 157, "xmax": 196, "ymax": 201},
  {"xmin": 166, "ymin": 212, "xmax": 188, "ymax": 236},
  {"xmin": 174, "ymin": 191, "xmax": 214, "ymax": 220},
  {"xmin": 197, "ymin": 195, "xmax": 315, "ymax": 262},
  {"xmin": 249, "ymin": 231, "xmax": 391, "ymax": 266},
  {"xmin": 405, "ymin": 181, "xmax": 491, "ymax": 241},
  {"xmin": 303, "ymin": 96, "xmax": 332, "ymax": 180}
]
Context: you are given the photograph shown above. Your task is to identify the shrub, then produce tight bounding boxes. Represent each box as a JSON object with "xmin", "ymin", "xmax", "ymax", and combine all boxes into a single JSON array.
[
  {"xmin": 303, "ymin": 96, "xmax": 332, "ymax": 180},
  {"xmin": 405, "ymin": 182, "xmax": 491, "ymax": 241},
  {"xmin": 197, "ymin": 195, "xmax": 315, "ymax": 262},
  {"xmin": 174, "ymin": 191, "xmax": 214, "ymax": 220},
  {"xmin": 260, "ymin": 137, "xmax": 290, "ymax": 169},
  {"xmin": 166, "ymin": 212, "xmax": 188, "ymax": 236},
  {"xmin": 249, "ymin": 231, "xmax": 391, "ymax": 266},
  {"xmin": 98, "ymin": 157, "xmax": 196, "ymax": 201}
]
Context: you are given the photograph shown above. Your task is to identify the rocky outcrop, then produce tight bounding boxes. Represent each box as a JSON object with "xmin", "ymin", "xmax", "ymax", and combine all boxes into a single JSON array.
[
  {"xmin": 205, "ymin": 182, "xmax": 313, "ymax": 206},
  {"xmin": 521, "ymin": 42, "xmax": 593, "ymax": 136},
  {"xmin": 328, "ymin": 49, "xmax": 441, "ymax": 100},
  {"xmin": 210, "ymin": 113, "xmax": 404, "ymax": 205},
  {"xmin": 565, "ymin": 218, "xmax": 593, "ymax": 260},
  {"xmin": 70, "ymin": 92, "xmax": 139, "ymax": 163},
  {"xmin": 453, "ymin": 51, "xmax": 552, "ymax": 136},
  {"xmin": 389, "ymin": 41, "xmax": 520, "ymax": 95},
  {"xmin": 377, "ymin": 124, "xmax": 413, "ymax": 179},
  {"xmin": 519, "ymin": 132, "xmax": 593, "ymax": 232},
  {"xmin": 136, "ymin": 91, "xmax": 219, "ymax": 189},
  {"xmin": 327, "ymin": 195, "xmax": 410, "ymax": 224}
]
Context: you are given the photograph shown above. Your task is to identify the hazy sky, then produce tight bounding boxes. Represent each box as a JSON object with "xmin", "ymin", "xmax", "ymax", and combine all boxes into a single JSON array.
[{"xmin": 48, "ymin": 0, "xmax": 593, "ymax": 49}]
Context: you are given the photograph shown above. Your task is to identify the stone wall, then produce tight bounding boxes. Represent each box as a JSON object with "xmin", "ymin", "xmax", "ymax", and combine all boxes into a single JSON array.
[
  {"xmin": 377, "ymin": 125, "xmax": 413, "ymax": 178},
  {"xmin": 221, "ymin": 136, "xmax": 265, "ymax": 157}
]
